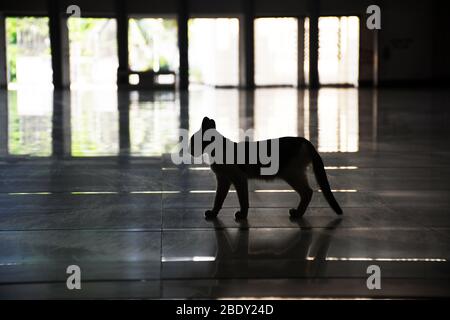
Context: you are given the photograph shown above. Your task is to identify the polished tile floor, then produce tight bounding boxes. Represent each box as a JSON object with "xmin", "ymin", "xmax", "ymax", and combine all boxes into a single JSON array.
[{"xmin": 0, "ymin": 87, "xmax": 449, "ymax": 298}]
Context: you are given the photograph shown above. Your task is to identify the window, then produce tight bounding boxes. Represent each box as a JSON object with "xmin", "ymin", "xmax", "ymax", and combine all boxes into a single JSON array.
[
  {"xmin": 5, "ymin": 17, "xmax": 52, "ymax": 89},
  {"xmin": 68, "ymin": 18, "xmax": 118, "ymax": 89},
  {"xmin": 128, "ymin": 18, "xmax": 178, "ymax": 73},
  {"xmin": 255, "ymin": 18, "xmax": 298, "ymax": 86},
  {"xmin": 188, "ymin": 18, "xmax": 239, "ymax": 87},
  {"xmin": 318, "ymin": 16, "xmax": 359, "ymax": 86}
]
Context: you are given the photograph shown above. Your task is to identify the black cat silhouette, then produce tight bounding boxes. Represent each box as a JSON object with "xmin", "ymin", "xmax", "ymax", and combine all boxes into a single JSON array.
[{"xmin": 189, "ymin": 117, "xmax": 343, "ymax": 220}]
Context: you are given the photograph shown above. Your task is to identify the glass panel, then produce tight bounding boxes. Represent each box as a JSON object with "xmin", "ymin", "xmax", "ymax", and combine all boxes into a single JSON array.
[
  {"xmin": 318, "ymin": 16, "xmax": 359, "ymax": 85},
  {"xmin": 188, "ymin": 18, "xmax": 239, "ymax": 87},
  {"xmin": 189, "ymin": 88, "xmax": 240, "ymax": 141},
  {"xmin": 128, "ymin": 18, "xmax": 179, "ymax": 73},
  {"xmin": 254, "ymin": 18, "xmax": 298, "ymax": 86},
  {"xmin": 129, "ymin": 92, "xmax": 180, "ymax": 156},
  {"xmin": 5, "ymin": 17, "xmax": 53, "ymax": 89},
  {"xmin": 303, "ymin": 18, "xmax": 310, "ymax": 86},
  {"xmin": 71, "ymin": 90, "xmax": 119, "ymax": 156},
  {"xmin": 68, "ymin": 18, "xmax": 118, "ymax": 89},
  {"xmin": 317, "ymin": 88, "xmax": 359, "ymax": 152},
  {"xmin": 8, "ymin": 89, "xmax": 53, "ymax": 156},
  {"xmin": 254, "ymin": 89, "xmax": 298, "ymax": 140}
]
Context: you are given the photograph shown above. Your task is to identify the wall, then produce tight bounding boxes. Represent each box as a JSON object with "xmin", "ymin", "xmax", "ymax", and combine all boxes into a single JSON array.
[
  {"xmin": 0, "ymin": 0, "xmax": 448, "ymax": 85},
  {"xmin": 378, "ymin": 0, "xmax": 434, "ymax": 85}
]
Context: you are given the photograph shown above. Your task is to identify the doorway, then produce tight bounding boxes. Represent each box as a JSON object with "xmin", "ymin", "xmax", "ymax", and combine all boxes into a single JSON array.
[
  {"xmin": 318, "ymin": 16, "xmax": 359, "ymax": 86},
  {"xmin": 68, "ymin": 17, "xmax": 118, "ymax": 89},
  {"xmin": 188, "ymin": 18, "xmax": 239, "ymax": 87},
  {"xmin": 254, "ymin": 17, "xmax": 298, "ymax": 86}
]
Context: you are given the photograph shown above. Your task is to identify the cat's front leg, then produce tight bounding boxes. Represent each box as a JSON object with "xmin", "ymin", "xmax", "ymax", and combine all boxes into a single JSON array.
[
  {"xmin": 232, "ymin": 177, "xmax": 249, "ymax": 220},
  {"xmin": 205, "ymin": 175, "xmax": 231, "ymax": 219}
]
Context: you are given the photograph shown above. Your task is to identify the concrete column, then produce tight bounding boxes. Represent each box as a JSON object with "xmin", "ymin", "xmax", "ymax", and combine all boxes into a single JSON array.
[
  {"xmin": 116, "ymin": 0, "xmax": 129, "ymax": 89},
  {"xmin": 178, "ymin": 91, "xmax": 189, "ymax": 172},
  {"xmin": 359, "ymin": 18, "xmax": 378, "ymax": 87},
  {"xmin": 373, "ymin": 30, "xmax": 379, "ymax": 87},
  {"xmin": 239, "ymin": 89, "xmax": 254, "ymax": 133},
  {"xmin": 371, "ymin": 89, "xmax": 378, "ymax": 150},
  {"xmin": 308, "ymin": 89, "xmax": 318, "ymax": 146},
  {"xmin": 179, "ymin": 91, "xmax": 189, "ymax": 131},
  {"xmin": 0, "ymin": 91, "xmax": 7, "ymax": 157},
  {"xmin": 239, "ymin": 0, "xmax": 254, "ymax": 89},
  {"xmin": 48, "ymin": 0, "xmax": 71, "ymax": 89},
  {"xmin": 118, "ymin": 91, "xmax": 130, "ymax": 156},
  {"xmin": 52, "ymin": 90, "xmax": 71, "ymax": 157},
  {"xmin": 297, "ymin": 90, "xmax": 305, "ymax": 137},
  {"xmin": 0, "ymin": 14, "xmax": 6, "ymax": 89},
  {"xmin": 178, "ymin": 0, "xmax": 189, "ymax": 90},
  {"xmin": 308, "ymin": 0, "xmax": 319, "ymax": 88}
]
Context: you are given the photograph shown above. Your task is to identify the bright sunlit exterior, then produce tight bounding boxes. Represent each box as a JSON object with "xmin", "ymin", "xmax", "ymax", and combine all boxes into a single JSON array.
[
  {"xmin": 255, "ymin": 18, "xmax": 298, "ymax": 86},
  {"xmin": 318, "ymin": 16, "xmax": 359, "ymax": 86}
]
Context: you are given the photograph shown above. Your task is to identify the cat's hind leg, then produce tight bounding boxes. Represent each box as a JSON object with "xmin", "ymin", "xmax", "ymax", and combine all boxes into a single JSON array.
[
  {"xmin": 232, "ymin": 177, "xmax": 249, "ymax": 220},
  {"xmin": 284, "ymin": 171, "xmax": 313, "ymax": 218}
]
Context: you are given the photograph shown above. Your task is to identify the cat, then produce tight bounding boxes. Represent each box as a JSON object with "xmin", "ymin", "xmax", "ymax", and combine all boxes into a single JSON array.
[{"xmin": 189, "ymin": 117, "xmax": 343, "ymax": 220}]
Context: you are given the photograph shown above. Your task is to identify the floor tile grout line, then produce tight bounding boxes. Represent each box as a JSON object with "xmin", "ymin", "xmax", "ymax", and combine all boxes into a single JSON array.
[
  {"xmin": 0, "ymin": 226, "xmax": 445, "ymax": 232},
  {"xmin": 2, "ymin": 275, "xmax": 450, "ymax": 288}
]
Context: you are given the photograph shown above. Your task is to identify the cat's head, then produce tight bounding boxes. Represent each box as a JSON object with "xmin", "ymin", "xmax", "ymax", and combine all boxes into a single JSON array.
[{"xmin": 189, "ymin": 117, "xmax": 216, "ymax": 157}]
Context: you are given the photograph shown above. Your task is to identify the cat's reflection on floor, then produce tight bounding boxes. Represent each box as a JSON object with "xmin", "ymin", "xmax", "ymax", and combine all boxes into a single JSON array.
[{"xmin": 202, "ymin": 217, "xmax": 342, "ymax": 297}]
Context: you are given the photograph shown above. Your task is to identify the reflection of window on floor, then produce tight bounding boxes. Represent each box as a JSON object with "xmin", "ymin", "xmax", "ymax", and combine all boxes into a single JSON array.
[
  {"xmin": 8, "ymin": 90, "xmax": 53, "ymax": 156},
  {"xmin": 318, "ymin": 89, "xmax": 358, "ymax": 152},
  {"xmin": 129, "ymin": 92, "xmax": 179, "ymax": 156},
  {"xmin": 189, "ymin": 89, "xmax": 239, "ymax": 141},
  {"xmin": 255, "ymin": 18, "xmax": 298, "ymax": 86},
  {"xmin": 5, "ymin": 17, "xmax": 53, "ymax": 89},
  {"xmin": 188, "ymin": 18, "xmax": 239, "ymax": 87},
  {"xmin": 254, "ymin": 89, "xmax": 298, "ymax": 140},
  {"xmin": 68, "ymin": 18, "xmax": 118, "ymax": 89},
  {"xmin": 303, "ymin": 90, "xmax": 310, "ymax": 140},
  {"xmin": 71, "ymin": 90, "xmax": 119, "ymax": 156},
  {"xmin": 128, "ymin": 18, "xmax": 178, "ymax": 73},
  {"xmin": 318, "ymin": 16, "xmax": 359, "ymax": 86}
]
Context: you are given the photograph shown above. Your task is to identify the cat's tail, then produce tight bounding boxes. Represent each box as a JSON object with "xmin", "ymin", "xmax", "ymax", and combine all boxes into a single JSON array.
[{"xmin": 307, "ymin": 142, "xmax": 343, "ymax": 215}]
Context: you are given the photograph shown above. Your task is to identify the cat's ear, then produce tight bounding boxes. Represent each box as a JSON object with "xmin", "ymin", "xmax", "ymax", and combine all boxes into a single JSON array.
[
  {"xmin": 202, "ymin": 117, "xmax": 216, "ymax": 130},
  {"xmin": 201, "ymin": 117, "xmax": 210, "ymax": 128}
]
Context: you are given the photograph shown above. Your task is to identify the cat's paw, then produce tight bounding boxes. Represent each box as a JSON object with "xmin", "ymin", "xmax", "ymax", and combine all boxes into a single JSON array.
[
  {"xmin": 234, "ymin": 211, "xmax": 248, "ymax": 220},
  {"xmin": 204, "ymin": 210, "xmax": 218, "ymax": 220},
  {"xmin": 289, "ymin": 208, "xmax": 306, "ymax": 218}
]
